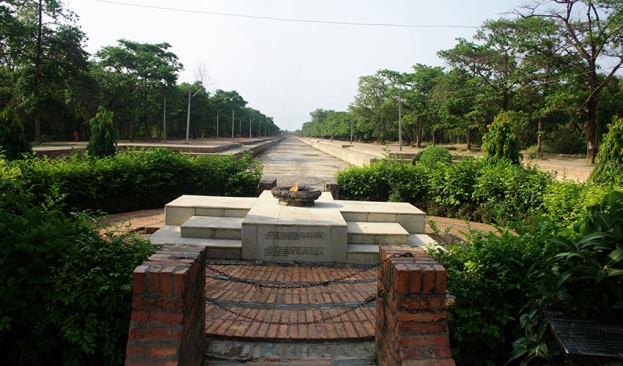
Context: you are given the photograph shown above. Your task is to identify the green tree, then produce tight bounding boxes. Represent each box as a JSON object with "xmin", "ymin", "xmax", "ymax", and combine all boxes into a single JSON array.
[
  {"xmin": 590, "ymin": 115, "xmax": 623, "ymax": 184},
  {"xmin": 515, "ymin": 0, "xmax": 623, "ymax": 164},
  {"xmin": 0, "ymin": 107, "xmax": 31, "ymax": 160},
  {"xmin": 482, "ymin": 111, "xmax": 522, "ymax": 164},
  {"xmin": 96, "ymin": 40, "xmax": 182, "ymax": 141},
  {"xmin": 86, "ymin": 106, "xmax": 118, "ymax": 158}
]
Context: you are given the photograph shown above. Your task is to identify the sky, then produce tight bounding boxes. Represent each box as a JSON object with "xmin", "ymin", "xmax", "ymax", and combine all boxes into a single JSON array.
[{"xmin": 67, "ymin": 0, "xmax": 521, "ymax": 132}]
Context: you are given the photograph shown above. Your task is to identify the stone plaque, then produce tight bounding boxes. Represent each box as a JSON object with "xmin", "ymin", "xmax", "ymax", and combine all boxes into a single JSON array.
[{"xmin": 545, "ymin": 310, "xmax": 623, "ymax": 362}]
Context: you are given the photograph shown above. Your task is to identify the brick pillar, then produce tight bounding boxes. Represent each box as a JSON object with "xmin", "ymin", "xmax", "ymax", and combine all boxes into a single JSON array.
[
  {"xmin": 376, "ymin": 246, "xmax": 455, "ymax": 366},
  {"xmin": 125, "ymin": 244, "xmax": 208, "ymax": 366}
]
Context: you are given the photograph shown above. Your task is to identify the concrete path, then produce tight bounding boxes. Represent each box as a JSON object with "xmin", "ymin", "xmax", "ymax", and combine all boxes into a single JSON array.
[{"xmin": 257, "ymin": 136, "xmax": 351, "ymax": 189}]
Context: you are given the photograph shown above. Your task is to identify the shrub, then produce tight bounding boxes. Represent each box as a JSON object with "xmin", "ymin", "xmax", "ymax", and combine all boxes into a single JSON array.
[
  {"xmin": 412, "ymin": 146, "xmax": 453, "ymax": 166},
  {"xmin": 86, "ymin": 107, "xmax": 119, "ymax": 158},
  {"xmin": 472, "ymin": 160, "xmax": 553, "ymax": 223},
  {"xmin": 482, "ymin": 111, "xmax": 522, "ymax": 165},
  {"xmin": 590, "ymin": 115, "xmax": 623, "ymax": 185},
  {"xmin": 510, "ymin": 191, "xmax": 623, "ymax": 364},
  {"xmin": 430, "ymin": 219, "xmax": 561, "ymax": 365},
  {"xmin": 0, "ymin": 168, "xmax": 155, "ymax": 365},
  {"xmin": 10, "ymin": 149, "xmax": 262, "ymax": 214},
  {"xmin": 0, "ymin": 107, "xmax": 31, "ymax": 160}
]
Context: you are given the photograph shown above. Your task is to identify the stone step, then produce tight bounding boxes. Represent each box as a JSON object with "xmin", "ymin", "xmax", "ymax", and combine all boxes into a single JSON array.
[
  {"xmin": 165, "ymin": 196, "xmax": 256, "ymax": 225},
  {"xmin": 181, "ymin": 216, "xmax": 244, "ymax": 239},
  {"xmin": 346, "ymin": 222, "xmax": 409, "ymax": 245},
  {"xmin": 205, "ymin": 339, "xmax": 376, "ymax": 365},
  {"xmin": 346, "ymin": 244, "xmax": 379, "ymax": 265},
  {"xmin": 336, "ymin": 200, "xmax": 426, "ymax": 234}
]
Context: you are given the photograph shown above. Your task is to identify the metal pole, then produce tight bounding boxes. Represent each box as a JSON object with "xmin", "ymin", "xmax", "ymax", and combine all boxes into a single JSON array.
[
  {"xmin": 249, "ymin": 118, "xmax": 253, "ymax": 138},
  {"xmin": 350, "ymin": 117, "xmax": 353, "ymax": 144},
  {"xmin": 398, "ymin": 95, "xmax": 403, "ymax": 151},
  {"xmin": 163, "ymin": 96, "xmax": 166, "ymax": 143},
  {"xmin": 216, "ymin": 113, "xmax": 219, "ymax": 138},
  {"xmin": 231, "ymin": 110, "xmax": 234, "ymax": 139},
  {"xmin": 239, "ymin": 118, "xmax": 242, "ymax": 138},
  {"xmin": 186, "ymin": 88, "xmax": 191, "ymax": 143}
]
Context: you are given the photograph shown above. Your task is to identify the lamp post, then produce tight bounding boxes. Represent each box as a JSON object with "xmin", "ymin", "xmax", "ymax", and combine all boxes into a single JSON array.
[
  {"xmin": 163, "ymin": 96, "xmax": 167, "ymax": 143},
  {"xmin": 186, "ymin": 86, "xmax": 203, "ymax": 144},
  {"xmin": 231, "ymin": 110, "xmax": 235, "ymax": 139},
  {"xmin": 249, "ymin": 118, "xmax": 254, "ymax": 138},
  {"xmin": 398, "ymin": 94, "xmax": 403, "ymax": 151}
]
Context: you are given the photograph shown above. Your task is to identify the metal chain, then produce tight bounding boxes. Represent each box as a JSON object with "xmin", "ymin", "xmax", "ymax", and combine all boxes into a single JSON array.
[
  {"xmin": 206, "ymin": 252, "xmax": 413, "ymax": 291},
  {"xmin": 205, "ymin": 289, "xmax": 386, "ymax": 326}
]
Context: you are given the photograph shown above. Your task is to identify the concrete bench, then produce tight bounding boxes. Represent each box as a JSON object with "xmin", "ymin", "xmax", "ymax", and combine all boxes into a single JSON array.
[{"xmin": 341, "ymin": 144, "xmax": 353, "ymax": 148}]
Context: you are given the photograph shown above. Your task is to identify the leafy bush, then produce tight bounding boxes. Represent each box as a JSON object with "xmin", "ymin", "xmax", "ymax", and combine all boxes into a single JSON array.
[
  {"xmin": 472, "ymin": 160, "xmax": 553, "ymax": 223},
  {"xmin": 0, "ymin": 107, "xmax": 32, "ymax": 160},
  {"xmin": 510, "ymin": 191, "xmax": 623, "ymax": 364},
  {"xmin": 482, "ymin": 111, "xmax": 522, "ymax": 165},
  {"xmin": 0, "ymin": 167, "xmax": 156, "ymax": 365},
  {"xmin": 590, "ymin": 115, "xmax": 623, "ymax": 185},
  {"xmin": 430, "ymin": 220, "xmax": 561, "ymax": 365},
  {"xmin": 412, "ymin": 146, "xmax": 453, "ymax": 166},
  {"xmin": 425, "ymin": 158, "xmax": 483, "ymax": 219},
  {"xmin": 10, "ymin": 148, "xmax": 262, "ymax": 214},
  {"xmin": 86, "ymin": 106, "xmax": 119, "ymax": 158}
]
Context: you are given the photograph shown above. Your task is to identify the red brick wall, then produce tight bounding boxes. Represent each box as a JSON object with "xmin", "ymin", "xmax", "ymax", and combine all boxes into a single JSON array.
[
  {"xmin": 125, "ymin": 244, "xmax": 208, "ymax": 366},
  {"xmin": 376, "ymin": 246, "xmax": 455, "ymax": 366}
]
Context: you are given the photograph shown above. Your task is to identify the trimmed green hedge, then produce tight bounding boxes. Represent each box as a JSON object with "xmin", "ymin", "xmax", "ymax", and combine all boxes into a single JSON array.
[{"xmin": 10, "ymin": 148, "xmax": 262, "ymax": 214}]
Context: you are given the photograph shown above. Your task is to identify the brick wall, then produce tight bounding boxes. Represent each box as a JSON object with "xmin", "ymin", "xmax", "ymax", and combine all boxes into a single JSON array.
[
  {"xmin": 125, "ymin": 244, "xmax": 208, "ymax": 366},
  {"xmin": 376, "ymin": 246, "xmax": 455, "ymax": 366}
]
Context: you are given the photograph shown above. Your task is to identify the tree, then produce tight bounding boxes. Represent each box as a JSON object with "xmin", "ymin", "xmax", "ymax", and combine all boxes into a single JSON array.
[
  {"xmin": 590, "ymin": 115, "xmax": 623, "ymax": 184},
  {"xmin": 350, "ymin": 73, "xmax": 396, "ymax": 142},
  {"xmin": 515, "ymin": 0, "xmax": 623, "ymax": 164},
  {"xmin": 96, "ymin": 40, "xmax": 182, "ymax": 141},
  {"xmin": 482, "ymin": 111, "xmax": 522, "ymax": 164},
  {"xmin": 4, "ymin": 0, "xmax": 90, "ymax": 143},
  {"xmin": 0, "ymin": 107, "xmax": 31, "ymax": 160},
  {"xmin": 86, "ymin": 106, "xmax": 118, "ymax": 158}
]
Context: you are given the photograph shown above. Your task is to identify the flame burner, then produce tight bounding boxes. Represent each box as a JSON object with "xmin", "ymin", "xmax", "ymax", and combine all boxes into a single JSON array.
[{"xmin": 271, "ymin": 186, "xmax": 322, "ymax": 206}]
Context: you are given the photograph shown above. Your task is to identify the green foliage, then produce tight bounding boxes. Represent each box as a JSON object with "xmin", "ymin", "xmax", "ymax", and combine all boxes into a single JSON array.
[
  {"xmin": 0, "ymin": 168, "xmax": 156, "ymax": 365},
  {"xmin": 338, "ymin": 156, "xmax": 557, "ymax": 224},
  {"xmin": 11, "ymin": 148, "xmax": 262, "ymax": 214},
  {"xmin": 472, "ymin": 160, "xmax": 553, "ymax": 223},
  {"xmin": 0, "ymin": 108, "xmax": 32, "ymax": 160},
  {"xmin": 511, "ymin": 191, "xmax": 623, "ymax": 364},
  {"xmin": 590, "ymin": 116, "xmax": 623, "ymax": 184},
  {"xmin": 412, "ymin": 146, "xmax": 453, "ymax": 166},
  {"xmin": 542, "ymin": 181, "xmax": 623, "ymax": 225},
  {"xmin": 481, "ymin": 111, "xmax": 522, "ymax": 165},
  {"xmin": 86, "ymin": 106, "xmax": 119, "ymax": 158},
  {"xmin": 430, "ymin": 220, "xmax": 561, "ymax": 365}
]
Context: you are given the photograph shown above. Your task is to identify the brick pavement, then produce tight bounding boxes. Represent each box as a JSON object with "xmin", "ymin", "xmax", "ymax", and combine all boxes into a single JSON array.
[{"xmin": 204, "ymin": 261, "xmax": 378, "ymax": 341}]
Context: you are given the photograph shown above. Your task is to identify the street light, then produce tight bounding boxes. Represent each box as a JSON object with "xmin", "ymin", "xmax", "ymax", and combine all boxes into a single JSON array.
[
  {"xmin": 186, "ymin": 85, "xmax": 204, "ymax": 144},
  {"xmin": 249, "ymin": 118, "xmax": 254, "ymax": 138},
  {"xmin": 398, "ymin": 94, "xmax": 403, "ymax": 151}
]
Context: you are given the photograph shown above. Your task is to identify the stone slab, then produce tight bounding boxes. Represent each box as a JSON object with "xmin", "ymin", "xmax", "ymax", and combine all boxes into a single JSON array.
[
  {"xmin": 181, "ymin": 216, "xmax": 243, "ymax": 239},
  {"xmin": 335, "ymin": 200, "xmax": 426, "ymax": 234},
  {"xmin": 347, "ymin": 222, "xmax": 409, "ymax": 245},
  {"xmin": 242, "ymin": 191, "xmax": 347, "ymax": 263}
]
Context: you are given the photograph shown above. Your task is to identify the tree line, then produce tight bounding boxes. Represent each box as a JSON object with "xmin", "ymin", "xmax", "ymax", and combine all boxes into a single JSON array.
[
  {"xmin": 0, "ymin": 0, "xmax": 280, "ymax": 145},
  {"xmin": 300, "ymin": 0, "xmax": 623, "ymax": 164}
]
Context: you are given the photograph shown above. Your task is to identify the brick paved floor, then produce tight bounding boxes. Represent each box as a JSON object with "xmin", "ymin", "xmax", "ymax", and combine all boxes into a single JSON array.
[{"xmin": 204, "ymin": 262, "xmax": 378, "ymax": 341}]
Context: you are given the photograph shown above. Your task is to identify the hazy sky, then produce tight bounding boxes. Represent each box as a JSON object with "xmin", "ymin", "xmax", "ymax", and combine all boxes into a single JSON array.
[{"xmin": 67, "ymin": 0, "xmax": 520, "ymax": 131}]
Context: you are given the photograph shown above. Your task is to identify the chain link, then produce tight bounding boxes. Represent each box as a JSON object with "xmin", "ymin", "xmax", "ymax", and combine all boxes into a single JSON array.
[
  {"xmin": 206, "ymin": 289, "xmax": 386, "ymax": 326},
  {"xmin": 204, "ymin": 252, "xmax": 414, "ymax": 326},
  {"xmin": 206, "ymin": 252, "xmax": 413, "ymax": 291}
]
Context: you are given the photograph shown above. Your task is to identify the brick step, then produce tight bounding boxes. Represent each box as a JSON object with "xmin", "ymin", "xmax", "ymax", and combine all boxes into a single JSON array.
[
  {"xmin": 346, "ymin": 222, "xmax": 409, "ymax": 245},
  {"xmin": 181, "ymin": 216, "xmax": 244, "ymax": 239}
]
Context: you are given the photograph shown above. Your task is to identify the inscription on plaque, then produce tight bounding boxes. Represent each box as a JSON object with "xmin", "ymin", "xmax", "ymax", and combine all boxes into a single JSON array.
[
  {"xmin": 545, "ymin": 311, "xmax": 623, "ymax": 362},
  {"xmin": 264, "ymin": 231, "xmax": 325, "ymax": 241},
  {"xmin": 264, "ymin": 246, "xmax": 325, "ymax": 258}
]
